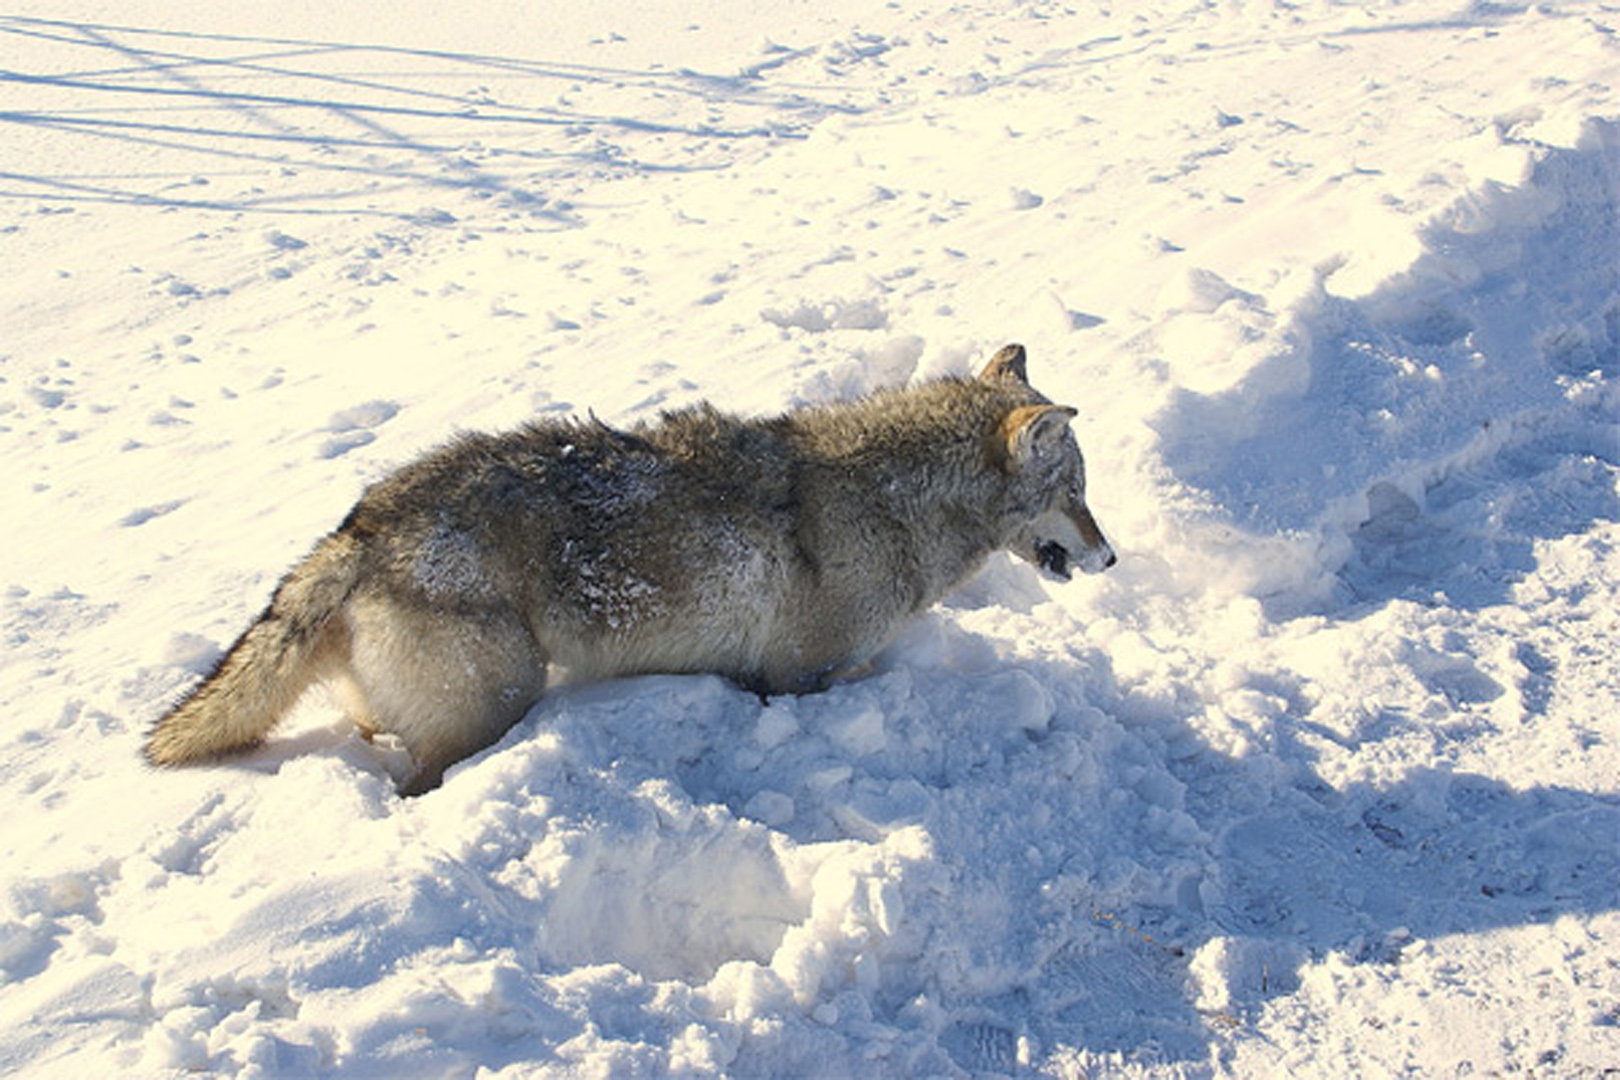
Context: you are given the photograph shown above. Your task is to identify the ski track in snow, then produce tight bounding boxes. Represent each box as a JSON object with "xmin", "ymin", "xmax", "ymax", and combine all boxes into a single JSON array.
[{"xmin": 2, "ymin": 2, "xmax": 1618, "ymax": 1077}]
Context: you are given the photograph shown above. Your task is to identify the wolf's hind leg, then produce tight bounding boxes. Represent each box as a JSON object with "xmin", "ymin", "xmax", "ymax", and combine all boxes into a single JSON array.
[{"xmin": 340, "ymin": 593, "xmax": 546, "ymax": 795}]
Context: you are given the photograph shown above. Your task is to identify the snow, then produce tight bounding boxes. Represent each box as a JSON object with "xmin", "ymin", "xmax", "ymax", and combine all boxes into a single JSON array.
[{"xmin": 2, "ymin": 1, "xmax": 1618, "ymax": 1076}]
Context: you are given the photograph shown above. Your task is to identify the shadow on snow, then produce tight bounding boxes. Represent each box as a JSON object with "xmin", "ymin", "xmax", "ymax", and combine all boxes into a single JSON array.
[
  {"xmin": 0, "ymin": 15, "xmax": 857, "ymax": 222},
  {"xmin": 1150, "ymin": 121, "xmax": 1619, "ymax": 618}
]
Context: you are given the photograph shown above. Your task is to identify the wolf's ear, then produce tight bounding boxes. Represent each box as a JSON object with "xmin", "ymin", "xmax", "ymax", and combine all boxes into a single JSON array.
[
  {"xmin": 998, "ymin": 404, "xmax": 1078, "ymax": 471},
  {"xmin": 980, "ymin": 343, "xmax": 1029, "ymax": 385}
]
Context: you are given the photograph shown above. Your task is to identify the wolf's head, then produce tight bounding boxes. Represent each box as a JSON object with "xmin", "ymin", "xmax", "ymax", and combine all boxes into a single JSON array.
[{"xmin": 982, "ymin": 344, "xmax": 1117, "ymax": 581}]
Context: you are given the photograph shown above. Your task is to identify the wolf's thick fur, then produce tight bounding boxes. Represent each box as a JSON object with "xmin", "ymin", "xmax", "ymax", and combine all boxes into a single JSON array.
[{"xmin": 146, "ymin": 345, "xmax": 1115, "ymax": 793}]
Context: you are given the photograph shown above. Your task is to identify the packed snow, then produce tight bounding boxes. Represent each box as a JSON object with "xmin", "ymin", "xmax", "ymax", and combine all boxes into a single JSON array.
[{"xmin": 2, "ymin": 1, "xmax": 1618, "ymax": 1076}]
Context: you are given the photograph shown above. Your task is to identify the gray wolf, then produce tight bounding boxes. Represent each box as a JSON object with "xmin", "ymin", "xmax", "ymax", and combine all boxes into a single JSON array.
[{"xmin": 145, "ymin": 344, "xmax": 1116, "ymax": 793}]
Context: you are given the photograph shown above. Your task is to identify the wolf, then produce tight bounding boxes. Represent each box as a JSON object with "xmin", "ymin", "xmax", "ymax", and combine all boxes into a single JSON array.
[{"xmin": 145, "ymin": 344, "xmax": 1116, "ymax": 793}]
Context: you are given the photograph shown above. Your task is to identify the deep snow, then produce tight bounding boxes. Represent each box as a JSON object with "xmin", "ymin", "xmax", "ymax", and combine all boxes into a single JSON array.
[{"xmin": 2, "ymin": 2, "xmax": 1618, "ymax": 1077}]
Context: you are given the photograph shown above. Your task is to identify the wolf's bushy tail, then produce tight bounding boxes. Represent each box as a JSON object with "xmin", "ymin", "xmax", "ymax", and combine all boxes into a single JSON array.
[{"xmin": 144, "ymin": 531, "xmax": 364, "ymax": 768}]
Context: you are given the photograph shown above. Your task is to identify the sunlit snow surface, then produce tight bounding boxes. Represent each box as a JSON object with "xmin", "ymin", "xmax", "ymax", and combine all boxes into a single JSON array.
[{"xmin": 2, "ymin": 3, "xmax": 1617, "ymax": 1076}]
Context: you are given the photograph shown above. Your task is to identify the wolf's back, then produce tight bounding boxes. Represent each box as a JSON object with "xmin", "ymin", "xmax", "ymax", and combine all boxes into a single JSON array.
[{"xmin": 144, "ymin": 531, "xmax": 364, "ymax": 768}]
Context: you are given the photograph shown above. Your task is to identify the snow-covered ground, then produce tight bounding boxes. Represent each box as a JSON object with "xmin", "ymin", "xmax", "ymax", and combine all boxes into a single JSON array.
[{"xmin": 3, "ymin": 1, "xmax": 1617, "ymax": 1075}]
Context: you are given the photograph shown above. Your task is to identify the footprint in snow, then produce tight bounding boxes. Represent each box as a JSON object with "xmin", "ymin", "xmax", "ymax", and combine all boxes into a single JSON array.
[
  {"xmin": 265, "ymin": 229, "xmax": 308, "ymax": 252},
  {"xmin": 119, "ymin": 500, "xmax": 186, "ymax": 527},
  {"xmin": 318, "ymin": 400, "xmax": 399, "ymax": 459},
  {"xmin": 940, "ymin": 1021, "xmax": 1018, "ymax": 1073},
  {"xmin": 163, "ymin": 632, "xmax": 223, "ymax": 676},
  {"xmin": 1010, "ymin": 187, "xmax": 1044, "ymax": 210}
]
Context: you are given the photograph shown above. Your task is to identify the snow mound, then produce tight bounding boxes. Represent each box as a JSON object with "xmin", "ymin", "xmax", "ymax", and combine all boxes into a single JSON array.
[{"xmin": 1151, "ymin": 118, "xmax": 1620, "ymax": 610}]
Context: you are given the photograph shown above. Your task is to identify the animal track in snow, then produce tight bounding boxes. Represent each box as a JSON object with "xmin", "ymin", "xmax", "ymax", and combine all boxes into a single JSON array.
[{"xmin": 318, "ymin": 400, "xmax": 400, "ymax": 458}]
